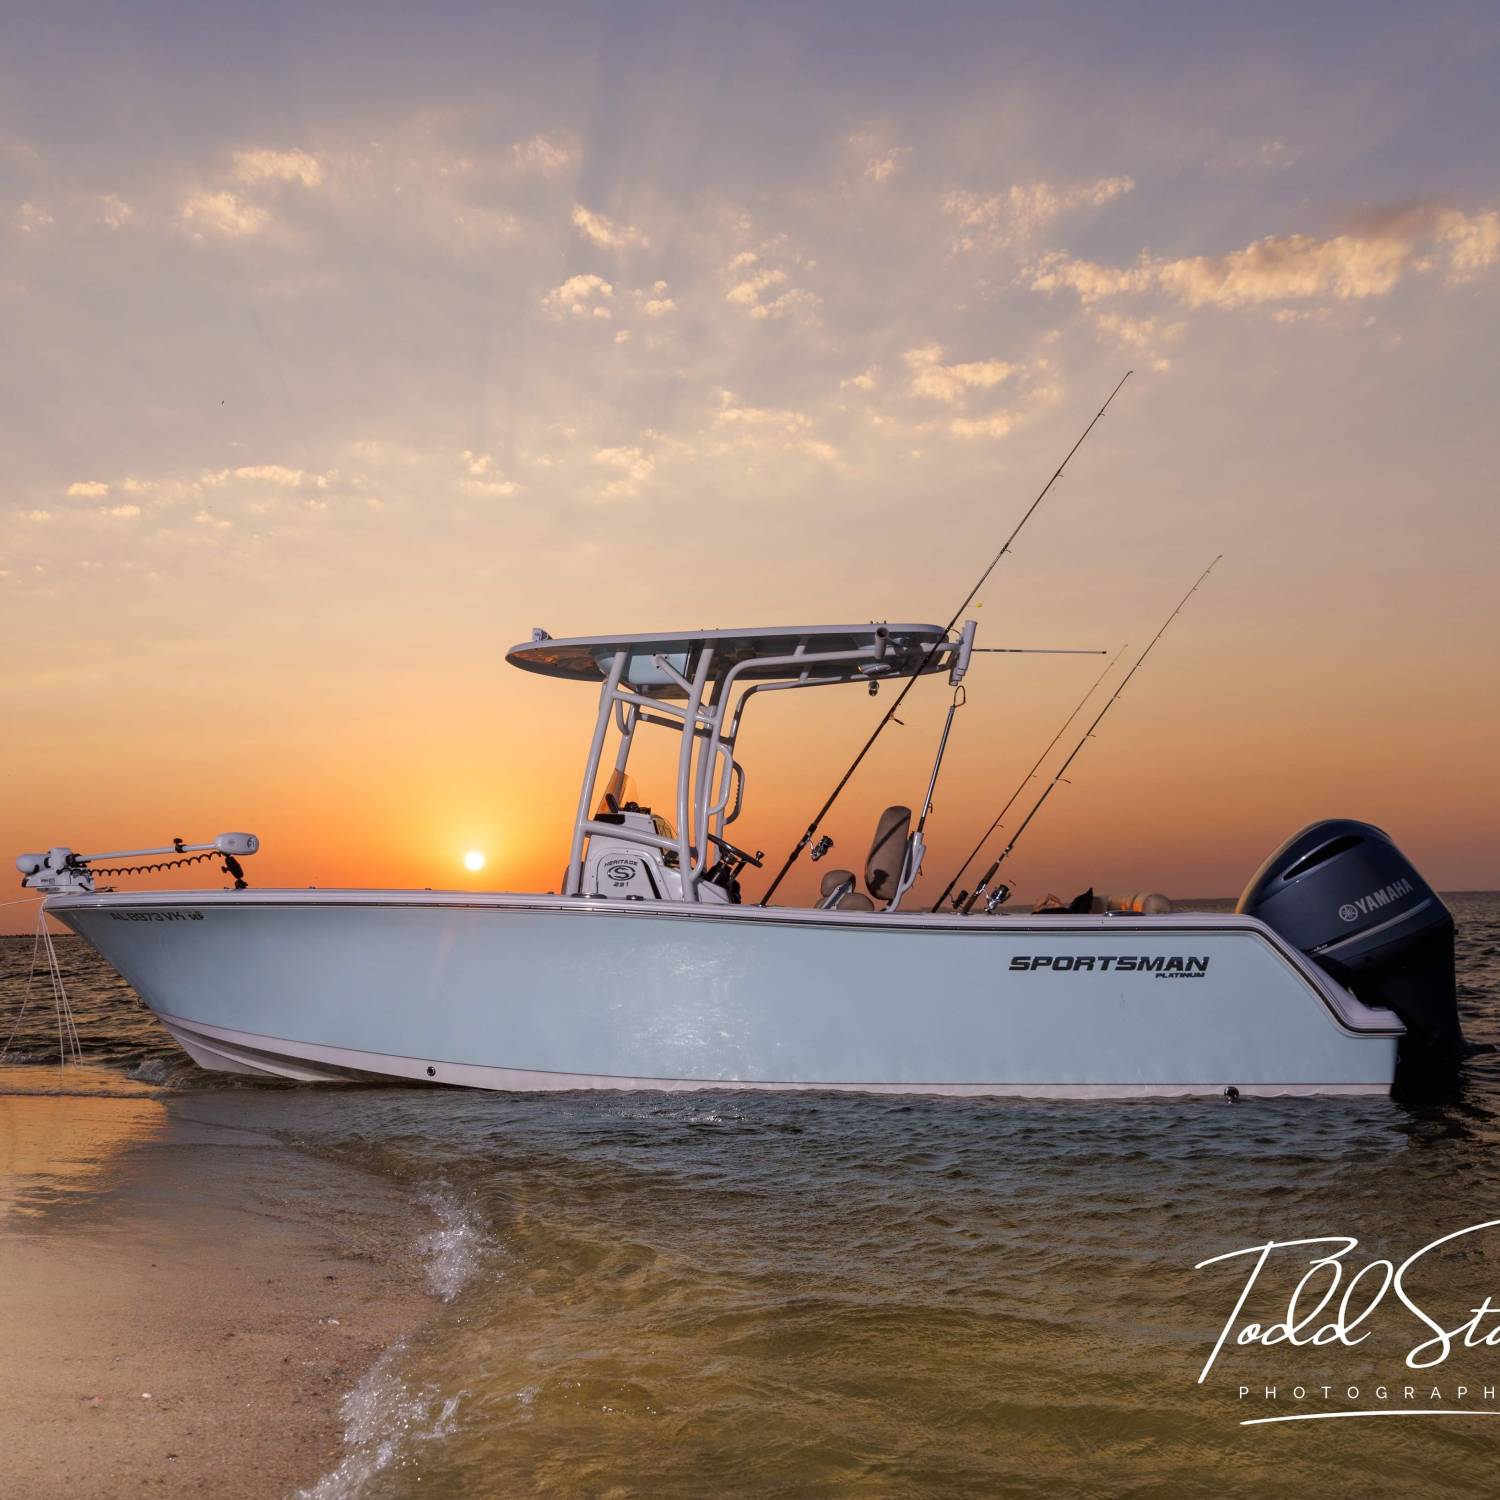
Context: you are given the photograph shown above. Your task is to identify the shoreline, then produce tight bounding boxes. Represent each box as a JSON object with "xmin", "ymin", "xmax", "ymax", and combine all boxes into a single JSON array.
[{"xmin": 0, "ymin": 1077, "xmax": 439, "ymax": 1498}]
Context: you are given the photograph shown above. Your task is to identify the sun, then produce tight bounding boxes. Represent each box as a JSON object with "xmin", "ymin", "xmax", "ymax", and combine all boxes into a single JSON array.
[{"xmin": 463, "ymin": 850, "xmax": 485, "ymax": 872}]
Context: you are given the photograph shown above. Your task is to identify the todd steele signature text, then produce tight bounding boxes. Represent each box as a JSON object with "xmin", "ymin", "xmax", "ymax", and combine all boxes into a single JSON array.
[{"xmin": 1196, "ymin": 1221, "xmax": 1500, "ymax": 1383}]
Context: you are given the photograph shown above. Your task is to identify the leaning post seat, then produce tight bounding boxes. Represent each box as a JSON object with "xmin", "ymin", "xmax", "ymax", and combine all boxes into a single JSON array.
[
  {"xmin": 817, "ymin": 869, "xmax": 875, "ymax": 912},
  {"xmin": 865, "ymin": 806, "xmax": 912, "ymax": 905}
]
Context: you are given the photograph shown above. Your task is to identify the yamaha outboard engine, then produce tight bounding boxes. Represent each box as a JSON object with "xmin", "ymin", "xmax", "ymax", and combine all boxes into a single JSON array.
[{"xmin": 1238, "ymin": 819, "xmax": 1460, "ymax": 1066}]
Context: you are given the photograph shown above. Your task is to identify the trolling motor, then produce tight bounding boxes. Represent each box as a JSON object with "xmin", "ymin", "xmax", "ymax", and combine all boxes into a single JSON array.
[
  {"xmin": 1238, "ymin": 819, "xmax": 1461, "ymax": 1068},
  {"xmin": 17, "ymin": 833, "xmax": 260, "ymax": 894}
]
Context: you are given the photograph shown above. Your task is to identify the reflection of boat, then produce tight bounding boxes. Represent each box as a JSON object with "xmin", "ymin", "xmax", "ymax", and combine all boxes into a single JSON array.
[{"xmin": 23, "ymin": 621, "xmax": 1459, "ymax": 1097}]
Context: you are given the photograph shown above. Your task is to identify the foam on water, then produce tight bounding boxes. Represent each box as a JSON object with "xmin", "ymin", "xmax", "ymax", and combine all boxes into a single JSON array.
[
  {"xmin": 295, "ymin": 1188, "xmax": 486, "ymax": 1498},
  {"xmin": 296, "ymin": 1340, "xmax": 467, "ymax": 1500},
  {"xmin": 415, "ymin": 1185, "xmax": 492, "ymax": 1301}
]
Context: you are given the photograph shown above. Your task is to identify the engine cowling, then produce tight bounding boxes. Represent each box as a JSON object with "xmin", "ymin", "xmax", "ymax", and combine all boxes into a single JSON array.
[{"xmin": 1237, "ymin": 819, "xmax": 1461, "ymax": 1064}]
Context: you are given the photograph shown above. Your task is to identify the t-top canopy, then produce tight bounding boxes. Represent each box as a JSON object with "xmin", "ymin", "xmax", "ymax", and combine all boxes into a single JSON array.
[{"xmin": 506, "ymin": 623, "xmax": 953, "ymax": 692}]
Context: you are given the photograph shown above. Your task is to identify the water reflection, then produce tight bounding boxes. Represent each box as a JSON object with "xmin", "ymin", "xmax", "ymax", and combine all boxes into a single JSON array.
[{"xmin": 0, "ymin": 1074, "xmax": 167, "ymax": 1220}]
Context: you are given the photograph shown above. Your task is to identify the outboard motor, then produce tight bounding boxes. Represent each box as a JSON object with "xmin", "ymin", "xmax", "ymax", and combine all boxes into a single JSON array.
[{"xmin": 1238, "ymin": 819, "xmax": 1460, "ymax": 1066}]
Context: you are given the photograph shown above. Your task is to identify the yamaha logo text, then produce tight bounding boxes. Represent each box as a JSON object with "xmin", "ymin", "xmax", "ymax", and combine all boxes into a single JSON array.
[{"xmin": 1338, "ymin": 877, "xmax": 1415, "ymax": 923}]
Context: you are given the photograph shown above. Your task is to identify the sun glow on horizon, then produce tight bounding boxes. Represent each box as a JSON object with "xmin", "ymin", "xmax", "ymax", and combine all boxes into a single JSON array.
[{"xmin": 463, "ymin": 849, "xmax": 486, "ymax": 872}]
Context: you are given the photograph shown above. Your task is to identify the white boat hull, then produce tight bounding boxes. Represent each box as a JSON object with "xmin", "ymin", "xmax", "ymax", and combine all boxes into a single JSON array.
[{"xmin": 48, "ymin": 890, "xmax": 1403, "ymax": 1098}]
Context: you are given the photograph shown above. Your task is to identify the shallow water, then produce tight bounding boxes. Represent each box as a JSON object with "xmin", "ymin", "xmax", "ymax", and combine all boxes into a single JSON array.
[{"xmin": 3, "ymin": 895, "xmax": 1500, "ymax": 1496}]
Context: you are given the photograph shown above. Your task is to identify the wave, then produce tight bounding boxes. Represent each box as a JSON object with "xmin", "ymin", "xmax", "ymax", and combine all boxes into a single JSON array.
[{"xmin": 295, "ymin": 1339, "xmax": 466, "ymax": 1500}]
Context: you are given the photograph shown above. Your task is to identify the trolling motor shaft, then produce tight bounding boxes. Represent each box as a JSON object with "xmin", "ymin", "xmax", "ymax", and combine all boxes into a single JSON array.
[{"xmin": 17, "ymin": 833, "xmax": 260, "ymax": 894}]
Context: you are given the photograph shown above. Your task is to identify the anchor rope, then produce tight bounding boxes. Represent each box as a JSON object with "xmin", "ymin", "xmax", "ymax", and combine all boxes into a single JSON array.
[
  {"xmin": 42, "ymin": 915, "xmax": 83, "ymax": 1065},
  {"xmin": 1, "ymin": 904, "xmax": 83, "ymax": 1065}
]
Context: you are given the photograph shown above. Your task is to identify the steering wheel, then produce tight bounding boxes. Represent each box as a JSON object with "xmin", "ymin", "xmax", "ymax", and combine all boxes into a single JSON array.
[{"xmin": 706, "ymin": 831, "xmax": 764, "ymax": 869}]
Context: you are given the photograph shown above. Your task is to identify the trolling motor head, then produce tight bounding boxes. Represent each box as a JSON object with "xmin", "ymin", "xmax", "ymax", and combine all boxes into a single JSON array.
[
  {"xmin": 15, "ymin": 848, "xmax": 90, "ymax": 894},
  {"xmin": 17, "ymin": 833, "xmax": 260, "ymax": 894}
]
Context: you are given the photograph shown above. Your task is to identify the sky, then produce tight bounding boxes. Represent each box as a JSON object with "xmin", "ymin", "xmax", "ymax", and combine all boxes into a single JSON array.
[{"xmin": 3, "ymin": 0, "xmax": 1499, "ymax": 928}]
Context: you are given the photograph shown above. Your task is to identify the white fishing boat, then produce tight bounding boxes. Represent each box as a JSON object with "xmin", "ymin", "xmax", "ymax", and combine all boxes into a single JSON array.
[{"xmin": 19, "ymin": 617, "xmax": 1460, "ymax": 1098}]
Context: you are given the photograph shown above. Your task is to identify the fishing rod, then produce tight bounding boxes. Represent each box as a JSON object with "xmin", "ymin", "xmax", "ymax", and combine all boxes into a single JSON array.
[
  {"xmin": 928, "ymin": 643, "xmax": 1128, "ymax": 912},
  {"xmin": 958, "ymin": 554, "xmax": 1223, "ymax": 915},
  {"xmin": 756, "ymin": 369, "xmax": 1134, "ymax": 905}
]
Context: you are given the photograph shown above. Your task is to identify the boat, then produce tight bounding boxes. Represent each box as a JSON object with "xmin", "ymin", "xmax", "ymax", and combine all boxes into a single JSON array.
[{"xmin": 18, "ymin": 619, "xmax": 1461, "ymax": 1098}]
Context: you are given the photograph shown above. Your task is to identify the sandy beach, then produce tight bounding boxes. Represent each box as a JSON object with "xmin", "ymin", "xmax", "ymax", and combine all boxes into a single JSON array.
[{"xmin": 0, "ymin": 1076, "xmax": 436, "ymax": 1498}]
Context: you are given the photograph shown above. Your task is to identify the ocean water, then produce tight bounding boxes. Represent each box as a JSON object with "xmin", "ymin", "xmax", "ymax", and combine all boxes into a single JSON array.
[{"xmin": 3, "ymin": 894, "xmax": 1500, "ymax": 1497}]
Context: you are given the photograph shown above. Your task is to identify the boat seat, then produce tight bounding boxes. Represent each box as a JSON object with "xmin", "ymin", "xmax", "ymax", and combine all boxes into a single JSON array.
[
  {"xmin": 865, "ymin": 805, "xmax": 911, "ymax": 905},
  {"xmin": 816, "ymin": 869, "xmax": 876, "ymax": 912}
]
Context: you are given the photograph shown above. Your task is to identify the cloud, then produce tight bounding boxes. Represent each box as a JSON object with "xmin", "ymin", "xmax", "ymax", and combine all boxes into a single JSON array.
[
  {"xmin": 512, "ymin": 133, "xmax": 576, "ymax": 175},
  {"xmin": 458, "ymin": 450, "xmax": 518, "ymax": 496},
  {"xmin": 15, "ymin": 202, "xmax": 53, "ymax": 233},
  {"xmin": 102, "ymin": 504, "xmax": 141, "ymax": 519},
  {"xmin": 722, "ymin": 239, "xmax": 821, "ymax": 323},
  {"xmin": 177, "ymin": 147, "xmax": 323, "ymax": 243},
  {"xmin": 948, "ymin": 412, "xmax": 1022, "ymax": 439},
  {"xmin": 864, "ymin": 146, "xmax": 911, "ymax": 184},
  {"xmin": 180, "ymin": 190, "xmax": 270, "ymax": 239},
  {"xmin": 849, "ymin": 129, "xmax": 910, "ymax": 185},
  {"xmin": 1211, "ymin": 139, "xmax": 1305, "ymax": 174},
  {"xmin": 711, "ymin": 390, "xmax": 811, "ymax": 436},
  {"xmin": 1026, "ymin": 254, "xmax": 1154, "ymax": 303},
  {"xmin": 595, "ymin": 445, "xmax": 655, "ymax": 481},
  {"xmin": 727, "ymin": 267, "xmax": 786, "ymax": 306},
  {"xmin": 724, "ymin": 266, "xmax": 821, "ymax": 323},
  {"xmin": 1269, "ymin": 307, "xmax": 1332, "ymax": 326},
  {"xmin": 231, "ymin": 148, "xmax": 324, "ymax": 189},
  {"xmin": 594, "ymin": 443, "xmax": 656, "ymax": 500},
  {"xmin": 571, "ymin": 204, "xmax": 649, "ymax": 250},
  {"xmin": 944, "ymin": 176, "xmax": 1134, "ymax": 254},
  {"xmin": 709, "ymin": 390, "xmax": 837, "ymax": 462},
  {"xmin": 750, "ymin": 287, "xmax": 818, "ymax": 322},
  {"xmin": 636, "ymin": 280, "xmax": 676, "ymax": 317},
  {"xmin": 1248, "ymin": 139, "xmax": 1302, "ymax": 170},
  {"xmin": 1091, "ymin": 311, "xmax": 1185, "ymax": 371},
  {"xmin": 1438, "ymin": 209, "xmax": 1500, "ymax": 283},
  {"xmin": 541, "ymin": 273, "xmax": 614, "ymax": 318},
  {"xmin": 944, "ymin": 378, "xmax": 1062, "ymax": 440},
  {"xmin": 1155, "ymin": 234, "xmax": 1412, "ymax": 307},
  {"xmin": 460, "ymin": 476, "xmax": 518, "ymax": 497},
  {"xmin": 98, "ymin": 194, "xmax": 133, "ymax": 228},
  {"xmin": 229, "ymin": 464, "xmax": 326, "ymax": 488},
  {"xmin": 67, "ymin": 480, "xmax": 110, "ymax": 497},
  {"xmin": 905, "ymin": 344, "xmax": 1014, "ymax": 402},
  {"xmin": 1029, "ymin": 205, "xmax": 1500, "ymax": 310},
  {"xmin": 21, "ymin": 509, "xmax": 50, "ymax": 523},
  {"xmin": 841, "ymin": 368, "xmax": 877, "ymax": 391}
]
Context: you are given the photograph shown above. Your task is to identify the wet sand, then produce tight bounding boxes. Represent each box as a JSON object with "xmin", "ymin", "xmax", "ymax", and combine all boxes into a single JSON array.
[{"xmin": 0, "ymin": 1077, "xmax": 435, "ymax": 1498}]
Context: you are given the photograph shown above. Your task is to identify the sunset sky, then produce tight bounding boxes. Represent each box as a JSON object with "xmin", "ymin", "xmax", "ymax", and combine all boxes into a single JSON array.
[{"xmin": 4, "ymin": 1, "xmax": 1499, "ymax": 928}]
